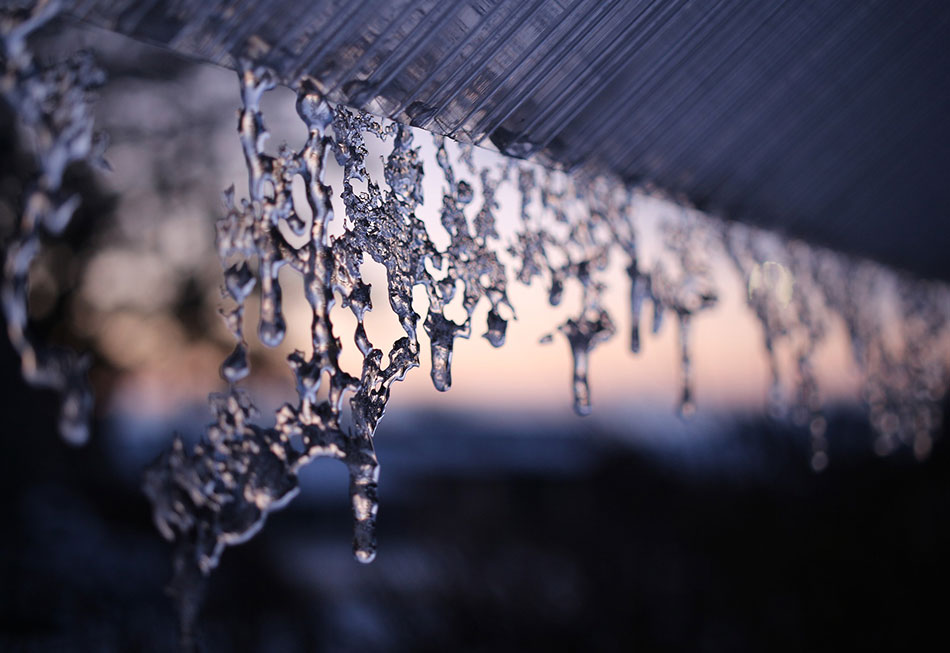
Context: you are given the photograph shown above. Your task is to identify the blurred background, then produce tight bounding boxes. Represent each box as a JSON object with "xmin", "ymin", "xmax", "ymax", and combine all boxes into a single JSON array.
[{"xmin": 1, "ymin": 14, "xmax": 948, "ymax": 653}]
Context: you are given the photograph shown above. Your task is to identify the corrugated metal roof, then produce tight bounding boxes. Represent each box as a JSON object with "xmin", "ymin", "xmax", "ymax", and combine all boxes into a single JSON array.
[{"xmin": 65, "ymin": 0, "xmax": 950, "ymax": 279}]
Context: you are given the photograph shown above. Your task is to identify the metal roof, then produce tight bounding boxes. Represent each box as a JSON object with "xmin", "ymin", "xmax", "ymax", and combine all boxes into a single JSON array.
[{"xmin": 65, "ymin": 0, "xmax": 950, "ymax": 280}]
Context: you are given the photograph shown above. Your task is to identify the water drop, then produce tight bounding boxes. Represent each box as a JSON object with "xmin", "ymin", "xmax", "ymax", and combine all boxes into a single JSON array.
[
  {"xmin": 483, "ymin": 307, "xmax": 508, "ymax": 347},
  {"xmin": 221, "ymin": 343, "xmax": 249, "ymax": 383}
]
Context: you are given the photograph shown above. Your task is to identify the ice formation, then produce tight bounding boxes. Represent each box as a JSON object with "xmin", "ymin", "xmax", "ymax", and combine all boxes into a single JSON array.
[
  {"xmin": 813, "ymin": 254, "xmax": 950, "ymax": 462},
  {"xmin": 140, "ymin": 59, "xmax": 727, "ymax": 593},
  {"xmin": 138, "ymin": 57, "xmax": 950, "ymax": 597},
  {"xmin": 2, "ymin": 9, "xmax": 950, "ymax": 637},
  {"xmin": 0, "ymin": 0, "xmax": 105, "ymax": 445},
  {"xmin": 723, "ymin": 222, "xmax": 950, "ymax": 469},
  {"xmin": 724, "ymin": 225, "xmax": 831, "ymax": 468}
]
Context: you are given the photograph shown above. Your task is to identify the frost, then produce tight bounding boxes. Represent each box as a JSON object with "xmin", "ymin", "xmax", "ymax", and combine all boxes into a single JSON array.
[{"xmin": 0, "ymin": 0, "xmax": 105, "ymax": 445}]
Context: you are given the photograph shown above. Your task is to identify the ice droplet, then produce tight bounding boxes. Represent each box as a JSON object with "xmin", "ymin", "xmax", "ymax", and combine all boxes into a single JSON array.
[
  {"xmin": 483, "ymin": 307, "xmax": 508, "ymax": 347},
  {"xmin": 424, "ymin": 311, "xmax": 470, "ymax": 392},
  {"xmin": 220, "ymin": 343, "xmax": 249, "ymax": 383}
]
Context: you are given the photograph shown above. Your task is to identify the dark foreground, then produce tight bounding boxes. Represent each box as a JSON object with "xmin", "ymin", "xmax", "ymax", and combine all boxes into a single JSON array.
[{"xmin": 1, "ymin": 336, "xmax": 948, "ymax": 653}]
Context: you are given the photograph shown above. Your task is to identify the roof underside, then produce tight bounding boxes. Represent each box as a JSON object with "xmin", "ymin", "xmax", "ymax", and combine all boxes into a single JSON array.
[{"xmin": 65, "ymin": 0, "xmax": 950, "ymax": 280}]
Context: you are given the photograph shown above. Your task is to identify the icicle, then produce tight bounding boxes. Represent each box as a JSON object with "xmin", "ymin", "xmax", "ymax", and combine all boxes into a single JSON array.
[
  {"xmin": 3, "ymin": 12, "xmax": 948, "ymax": 650},
  {"xmin": 626, "ymin": 259, "xmax": 650, "ymax": 353},
  {"xmin": 424, "ymin": 310, "xmax": 470, "ymax": 391},
  {"xmin": 0, "ymin": 0, "xmax": 105, "ymax": 445},
  {"xmin": 483, "ymin": 307, "xmax": 508, "ymax": 347},
  {"xmin": 139, "ymin": 52, "xmax": 950, "ymax": 628},
  {"xmin": 676, "ymin": 311, "xmax": 695, "ymax": 418},
  {"xmin": 560, "ymin": 308, "xmax": 616, "ymax": 416},
  {"xmin": 647, "ymin": 215, "xmax": 719, "ymax": 417}
]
